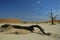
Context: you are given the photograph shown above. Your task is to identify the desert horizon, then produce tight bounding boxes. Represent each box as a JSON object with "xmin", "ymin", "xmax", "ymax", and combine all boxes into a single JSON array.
[{"xmin": 0, "ymin": 18, "xmax": 60, "ymax": 23}]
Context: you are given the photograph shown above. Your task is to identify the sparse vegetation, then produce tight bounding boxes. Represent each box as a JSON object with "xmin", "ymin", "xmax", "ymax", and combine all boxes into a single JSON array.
[{"xmin": 23, "ymin": 21, "xmax": 27, "ymax": 24}]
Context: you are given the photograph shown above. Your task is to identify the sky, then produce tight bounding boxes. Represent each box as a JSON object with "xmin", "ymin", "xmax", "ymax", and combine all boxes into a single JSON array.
[{"xmin": 0, "ymin": 0, "xmax": 60, "ymax": 22}]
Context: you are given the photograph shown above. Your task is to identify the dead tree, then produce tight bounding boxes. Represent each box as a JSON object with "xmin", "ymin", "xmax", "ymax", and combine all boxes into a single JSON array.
[
  {"xmin": 12, "ymin": 25, "xmax": 51, "ymax": 36},
  {"xmin": 47, "ymin": 10, "xmax": 58, "ymax": 25}
]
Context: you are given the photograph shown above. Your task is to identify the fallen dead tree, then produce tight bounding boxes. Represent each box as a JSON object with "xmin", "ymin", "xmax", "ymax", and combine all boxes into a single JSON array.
[{"xmin": 0, "ymin": 24, "xmax": 51, "ymax": 35}]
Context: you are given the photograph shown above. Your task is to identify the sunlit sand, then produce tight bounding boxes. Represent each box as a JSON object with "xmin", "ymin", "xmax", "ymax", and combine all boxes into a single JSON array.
[{"xmin": 0, "ymin": 23, "xmax": 60, "ymax": 40}]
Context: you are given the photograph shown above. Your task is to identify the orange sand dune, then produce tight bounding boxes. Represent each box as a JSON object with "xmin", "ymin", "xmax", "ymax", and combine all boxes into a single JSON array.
[{"xmin": 0, "ymin": 18, "xmax": 23, "ymax": 23}]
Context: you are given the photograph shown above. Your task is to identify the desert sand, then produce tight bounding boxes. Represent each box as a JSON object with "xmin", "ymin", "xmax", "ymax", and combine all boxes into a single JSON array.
[{"xmin": 0, "ymin": 23, "xmax": 60, "ymax": 40}]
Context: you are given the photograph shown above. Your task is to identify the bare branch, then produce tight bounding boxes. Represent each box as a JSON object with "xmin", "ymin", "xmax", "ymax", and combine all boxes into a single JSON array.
[
  {"xmin": 54, "ymin": 15, "xmax": 58, "ymax": 20},
  {"xmin": 47, "ymin": 15, "xmax": 51, "ymax": 18}
]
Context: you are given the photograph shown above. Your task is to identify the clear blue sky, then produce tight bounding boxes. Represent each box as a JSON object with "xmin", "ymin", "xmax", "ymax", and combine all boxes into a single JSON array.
[{"xmin": 0, "ymin": 0, "xmax": 60, "ymax": 22}]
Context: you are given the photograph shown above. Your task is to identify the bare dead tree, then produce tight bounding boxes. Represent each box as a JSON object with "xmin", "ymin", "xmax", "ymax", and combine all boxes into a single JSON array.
[{"xmin": 47, "ymin": 10, "xmax": 58, "ymax": 25}]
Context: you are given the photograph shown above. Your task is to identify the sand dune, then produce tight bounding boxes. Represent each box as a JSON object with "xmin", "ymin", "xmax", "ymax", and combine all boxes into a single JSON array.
[{"xmin": 0, "ymin": 18, "xmax": 22, "ymax": 23}]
